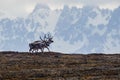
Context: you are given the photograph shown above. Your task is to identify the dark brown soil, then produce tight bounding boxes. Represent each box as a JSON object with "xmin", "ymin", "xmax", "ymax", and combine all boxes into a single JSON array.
[{"xmin": 0, "ymin": 51, "xmax": 119, "ymax": 80}]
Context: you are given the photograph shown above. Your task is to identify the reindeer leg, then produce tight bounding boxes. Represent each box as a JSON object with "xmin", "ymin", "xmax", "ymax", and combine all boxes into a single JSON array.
[
  {"xmin": 43, "ymin": 48, "xmax": 44, "ymax": 53},
  {"xmin": 33, "ymin": 49, "xmax": 36, "ymax": 53},
  {"xmin": 32, "ymin": 49, "xmax": 34, "ymax": 53},
  {"xmin": 29, "ymin": 49, "xmax": 31, "ymax": 53},
  {"xmin": 29, "ymin": 48, "xmax": 33, "ymax": 53},
  {"xmin": 31, "ymin": 49, "xmax": 33, "ymax": 53},
  {"xmin": 41, "ymin": 49, "xmax": 43, "ymax": 53},
  {"xmin": 46, "ymin": 47, "xmax": 50, "ymax": 52},
  {"xmin": 41, "ymin": 48, "xmax": 45, "ymax": 53},
  {"xmin": 36, "ymin": 49, "xmax": 38, "ymax": 53}
]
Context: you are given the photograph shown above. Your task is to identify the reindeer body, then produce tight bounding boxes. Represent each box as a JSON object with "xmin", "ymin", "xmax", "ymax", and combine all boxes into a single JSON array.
[{"xmin": 29, "ymin": 34, "xmax": 53, "ymax": 53}]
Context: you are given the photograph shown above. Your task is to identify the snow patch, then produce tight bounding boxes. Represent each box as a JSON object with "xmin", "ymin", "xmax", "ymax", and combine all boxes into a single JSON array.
[
  {"xmin": 87, "ymin": 8, "xmax": 110, "ymax": 26},
  {"xmin": 52, "ymin": 34, "xmax": 89, "ymax": 53},
  {"xmin": 103, "ymin": 29, "xmax": 120, "ymax": 53}
]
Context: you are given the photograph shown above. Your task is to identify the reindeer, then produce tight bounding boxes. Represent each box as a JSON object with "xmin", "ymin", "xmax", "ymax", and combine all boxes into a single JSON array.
[{"xmin": 29, "ymin": 33, "xmax": 54, "ymax": 53}]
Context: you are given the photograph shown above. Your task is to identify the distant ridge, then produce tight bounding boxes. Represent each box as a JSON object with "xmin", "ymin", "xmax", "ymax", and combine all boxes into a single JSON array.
[{"xmin": 0, "ymin": 4, "xmax": 120, "ymax": 53}]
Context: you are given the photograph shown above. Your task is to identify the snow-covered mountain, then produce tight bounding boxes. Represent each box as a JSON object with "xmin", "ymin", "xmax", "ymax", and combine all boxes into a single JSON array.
[{"xmin": 0, "ymin": 4, "xmax": 120, "ymax": 53}]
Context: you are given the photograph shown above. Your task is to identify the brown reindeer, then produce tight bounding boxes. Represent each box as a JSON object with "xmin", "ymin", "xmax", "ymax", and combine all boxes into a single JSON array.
[{"xmin": 29, "ymin": 33, "xmax": 54, "ymax": 53}]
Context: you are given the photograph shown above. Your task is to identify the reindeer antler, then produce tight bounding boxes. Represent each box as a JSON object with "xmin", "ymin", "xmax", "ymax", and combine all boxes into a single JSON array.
[
  {"xmin": 44, "ymin": 34, "xmax": 47, "ymax": 41},
  {"xmin": 40, "ymin": 34, "xmax": 47, "ymax": 42},
  {"xmin": 47, "ymin": 33, "xmax": 52, "ymax": 39},
  {"xmin": 40, "ymin": 33, "xmax": 53, "ymax": 42},
  {"xmin": 40, "ymin": 36, "xmax": 43, "ymax": 41}
]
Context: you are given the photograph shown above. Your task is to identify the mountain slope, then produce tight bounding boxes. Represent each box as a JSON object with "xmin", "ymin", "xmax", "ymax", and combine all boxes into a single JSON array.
[{"xmin": 0, "ymin": 4, "xmax": 119, "ymax": 53}]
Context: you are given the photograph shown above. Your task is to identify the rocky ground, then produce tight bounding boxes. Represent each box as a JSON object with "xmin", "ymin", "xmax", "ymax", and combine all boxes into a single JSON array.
[{"xmin": 0, "ymin": 51, "xmax": 120, "ymax": 80}]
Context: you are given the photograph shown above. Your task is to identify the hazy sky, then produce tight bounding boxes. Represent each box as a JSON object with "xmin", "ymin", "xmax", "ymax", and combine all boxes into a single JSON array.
[{"xmin": 0, "ymin": 0, "xmax": 120, "ymax": 18}]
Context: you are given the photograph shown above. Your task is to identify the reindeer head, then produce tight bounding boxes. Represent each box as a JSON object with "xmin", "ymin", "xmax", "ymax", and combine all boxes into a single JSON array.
[{"xmin": 47, "ymin": 33, "xmax": 54, "ymax": 43}]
